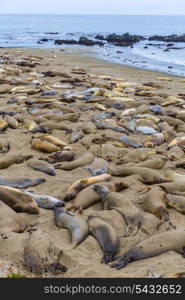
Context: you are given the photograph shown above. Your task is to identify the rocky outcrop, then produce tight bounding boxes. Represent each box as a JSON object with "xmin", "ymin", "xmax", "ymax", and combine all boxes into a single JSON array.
[
  {"xmin": 55, "ymin": 37, "xmax": 104, "ymax": 46},
  {"xmin": 105, "ymin": 33, "xmax": 145, "ymax": 46},
  {"xmin": 149, "ymin": 34, "xmax": 185, "ymax": 43}
]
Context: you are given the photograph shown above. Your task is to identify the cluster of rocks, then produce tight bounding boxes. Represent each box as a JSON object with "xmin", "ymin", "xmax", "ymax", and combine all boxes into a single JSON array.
[{"xmin": 149, "ymin": 34, "xmax": 185, "ymax": 43}]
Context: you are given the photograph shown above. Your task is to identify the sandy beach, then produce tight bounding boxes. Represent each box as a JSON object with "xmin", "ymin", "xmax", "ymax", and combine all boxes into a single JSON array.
[{"xmin": 1, "ymin": 48, "xmax": 185, "ymax": 278}]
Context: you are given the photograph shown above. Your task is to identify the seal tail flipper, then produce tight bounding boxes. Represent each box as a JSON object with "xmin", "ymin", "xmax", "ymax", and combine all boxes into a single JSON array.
[
  {"xmin": 101, "ymin": 252, "xmax": 115, "ymax": 264},
  {"xmin": 111, "ymin": 254, "xmax": 132, "ymax": 270}
]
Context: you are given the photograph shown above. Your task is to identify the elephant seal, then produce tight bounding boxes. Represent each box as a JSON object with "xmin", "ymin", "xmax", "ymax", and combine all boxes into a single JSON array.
[
  {"xmin": 111, "ymin": 167, "xmax": 167, "ymax": 184},
  {"xmin": 94, "ymin": 185, "xmax": 143, "ymax": 236},
  {"xmin": 43, "ymin": 150, "xmax": 75, "ymax": 164},
  {"xmin": 0, "ymin": 185, "xmax": 39, "ymax": 214},
  {"xmin": 142, "ymin": 186, "xmax": 174, "ymax": 229},
  {"xmin": 54, "ymin": 207, "xmax": 88, "ymax": 248},
  {"xmin": 25, "ymin": 191, "xmax": 65, "ymax": 209},
  {"xmin": 27, "ymin": 159, "xmax": 56, "ymax": 176},
  {"xmin": 111, "ymin": 229, "xmax": 185, "ymax": 270},
  {"xmin": 31, "ymin": 138, "xmax": 61, "ymax": 153},
  {"xmin": 0, "ymin": 177, "xmax": 46, "ymax": 188},
  {"xmin": 55, "ymin": 152, "xmax": 94, "ymax": 171},
  {"xmin": 88, "ymin": 215, "xmax": 119, "ymax": 263},
  {"xmin": 117, "ymin": 148, "xmax": 155, "ymax": 164},
  {"xmin": 67, "ymin": 181, "xmax": 127, "ymax": 213},
  {"xmin": 4, "ymin": 116, "xmax": 19, "ymax": 129},
  {"xmin": 138, "ymin": 156, "xmax": 167, "ymax": 170},
  {"xmin": 24, "ymin": 229, "xmax": 67, "ymax": 274},
  {"xmin": 63, "ymin": 174, "xmax": 111, "ymax": 202},
  {"xmin": 0, "ymin": 153, "xmax": 32, "ymax": 169},
  {"xmin": 84, "ymin": 158, "xmax": 109, "ymax": 176}
]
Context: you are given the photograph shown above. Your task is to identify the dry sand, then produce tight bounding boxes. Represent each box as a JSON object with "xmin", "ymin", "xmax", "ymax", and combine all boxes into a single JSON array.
[{"xmin": 0, "ymin": 48, "xmax": 185, "ymax": 278}]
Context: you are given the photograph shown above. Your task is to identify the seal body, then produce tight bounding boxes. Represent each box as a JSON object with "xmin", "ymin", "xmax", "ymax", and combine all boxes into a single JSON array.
[
  {"xmin": 56, "ymin": 152, "xmax": 94, "ymax": 171},
  {"xmin": 63, "ymin": 174, "xmax": 111, "ymax": 202},
  {"xmin": 94, "ymin": 185, "xmax": 143, "ymax": 236},
  {"xmin": 25, "ymin": 191, "xmax": 65, "ymax": 209},
  {"xmin": 54, "ymin": 207, "xmax": 88, "ymax": 248},
  {"xmin": 0, "ymin": 185, "xmax": 39, "ymax": 214},
  {"xmin": 88, "ymin": 215, "xmax": 119, "ymax": 263},
  {"xmin": 27, "ymin": 159, "xmax": 56, "ymax": 176}
]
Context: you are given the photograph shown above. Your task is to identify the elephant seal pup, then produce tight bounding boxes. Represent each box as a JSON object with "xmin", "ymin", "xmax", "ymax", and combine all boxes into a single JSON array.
[
  {"xmin": 25, "ymin": 191, "xmax": 65, "ymax": 209},
  {"xmin": 31, "ymin": 137, "xmax": 61, "ymax": 153},
  {"xmin": 0, "ymin": 177, "xmax": 45, "ymax": 188},
  {"xmin": 55, "ymin": 152, "xmax": 94, "ymax": 171},
  {"xmin": 84, "ymin": 158, "xmax": 109, "ymax": 176},
  {"xmin": 111, "ymin": 167, "xmax": 167, "ymax": 184},
  {"xmin": 142, "ymin": 186, "xmax": 174, "ymax": 229},
  {"xmin": 94, "ymin": 185, "xmax": 143, "ymax": 236},
  {"xmin": 159, "ymin": 182, "xmax": 185, "ymax": 193},
  {"xmin": 111, "ymin": 229, "xmax": 185, "ymax": 270},
  {"xmin": 88, "ymin": 215, "xmax": 119, "ymax": 263},
  {"xmin": 24, "ymin": 229, "xmax": 67, "ymax": 274},
  {"xmin": 0, "ymin": 186, "xmax": 39, "ymax": 214},
  {"xmin": 27, "ymin": 159, "xmax": 56, "ymax": 176},
  {"xmin": 54, "ymin": 207, "xmax": 88, "ymax": 248},
  {"xmin": 0, "ymin": 153, "xmax": 32, "ymax": 170},
  {"xmin": 43, "ymin": 150, "xmax": 75, "ymax": 164},
  {"xmin": 63, "ymin": 174, "xmax": 111, "ymax": 202},
  {"xmin": 67, "ymin": 181, "xmax": 127, "ymax": 213}
]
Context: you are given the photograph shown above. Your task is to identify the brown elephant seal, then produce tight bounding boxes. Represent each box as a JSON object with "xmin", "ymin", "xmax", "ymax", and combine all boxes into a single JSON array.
[
  {"xmin": 0, "ymin": 186, "xmax": 39, "ymax": 214},
  {"xmin": 94, "ymin": 185, "xmax": 143, "ymax": 236},
  {"xmin": 0, "ymin": 139, "xmax": 10, "ymax": 153},
  {"xmin": 39, "ymin": 121, "xmax": 71, "ymax": 132},
  {"xmin": 36, "ymin": 134, "xmax": 67, "ymax": 147},
  {"xmin": 24, "ymin": 229, "xmax": 67, "ymax": 274},
  {"xmin": 31, "ymin": 137, "xmax": 60, "ymax": 153},
  {"xmin": 159, "ymin": 182, "xmax": 185, "ymax": 193},
  {"xmin": 111, "ymin": 167, "xmax": 167, "ymax": 184},
  {"xmin": 0, "ymin": 153, "xmax": 32, "ymax": 169},
  {"xmin": 63, "ymin": 174, "xmax": 111, "ymax": 202},
  {"xmin": 138, "ymin": 156, "xmax": 167, "ymax": 170},
  {"xmin": 117, "ymin": 148, "xmax": 155, "ymax": 164},
  {"xmin": 43, "ymin": 150, "xmax": 75, "ymax": 164},
  {"xmin": 4, "ymin": 116, "xmax": 19, "ymax": 129},
  {"xmin": 67, "ymin": 181, "xmax": 127, "ymax": 213},
  {"xmin": 111, "ymin": 229, "xmax": 185, "ymax": 270},
  {"xmin": 84, "ymin": 158, "xmax": 109, "ymax": 176},
  {"xmin": 25, "ymin": 191, "xmax": 65, "ymax": 209},
  {"xmin": 44, "ymin": 112, "xmax": 80, "ymax": 122},
  {"xmin": 27, "ymin": 159, "xmax": 56, "ymax": 176},
  {"xmin": 0, "ymin": 177, "xmax": 46, "ymax": 188},
  {"xmin": 54, "ymin": 207, "xmax": 88, "ymax": 248},
  {"xmin": 142, "ymin": 186, "xmax": 174, "ymax": 229},
  {"xmin": 55, "ymin": 152, "xmax": 94, "ymax": 171},
  {"xmin": 88, "ymin": 215, "xmax": 119, "ymax": 263}
]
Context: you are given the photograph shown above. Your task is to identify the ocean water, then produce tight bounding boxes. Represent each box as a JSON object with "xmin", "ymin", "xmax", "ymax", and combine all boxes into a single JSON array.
[{"xmin": 0, "ymin": 14, "xmax": 185, "ymax": 76}]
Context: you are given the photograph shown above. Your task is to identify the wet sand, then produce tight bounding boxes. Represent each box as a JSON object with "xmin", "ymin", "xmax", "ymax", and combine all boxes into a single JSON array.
[{"xmin": 0, "ymin": 48, "xmax": 185, "ymax": 278}]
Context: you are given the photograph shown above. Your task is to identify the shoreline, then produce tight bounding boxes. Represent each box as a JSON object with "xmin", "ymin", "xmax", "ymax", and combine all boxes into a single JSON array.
[
  {"xmin": 1, "ymin": 47, "xmax": 184, "ymax": 79},
  {"xmin": 1, "ymin": 46, "xmax": 185, "ymax": 78}
]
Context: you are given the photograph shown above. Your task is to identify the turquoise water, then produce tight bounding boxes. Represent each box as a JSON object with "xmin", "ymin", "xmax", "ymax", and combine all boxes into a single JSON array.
[{"xmin": 0, "ymin": 14, "xmax": 185, "ymax": 75}]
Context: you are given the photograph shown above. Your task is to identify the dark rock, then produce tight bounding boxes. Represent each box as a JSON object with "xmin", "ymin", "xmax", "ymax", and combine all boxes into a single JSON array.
[
  {"xmin": 45, "ymin": 32, "xmax": 59, "ymax": 34},
  {"xmin": 95, "ymin": 34, "xmax": 105, "ymax": 40},
  {"xmin": 105, "ymin": 32, "xmax": 145, "ymax": 47}
]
